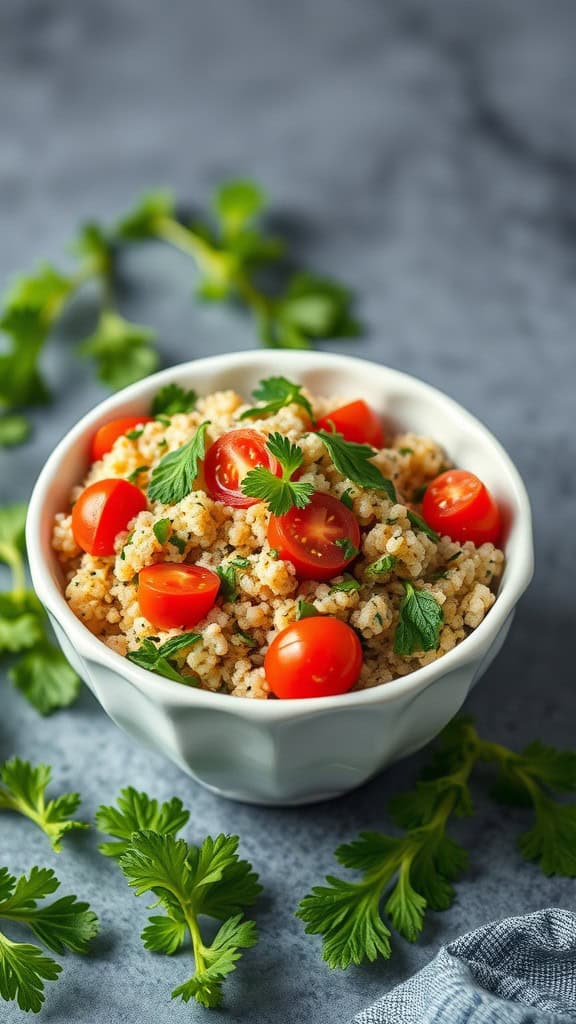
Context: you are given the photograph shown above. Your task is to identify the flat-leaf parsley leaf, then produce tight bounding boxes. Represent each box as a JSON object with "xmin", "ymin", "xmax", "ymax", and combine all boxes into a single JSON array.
[
  {"xmin": 241, "ymin": 433, "xmax": 314, "ymax": 516},
  {"xmin": 148, "ymin": 422, "xmax": 210, "ymax": 505},
  {"xmin": 316, "ymin": 430, "xmax": 396, "ymax": 500},
  {"xmin": 393, "ymin": 582, "xmax": 443, "ymax": 656}
]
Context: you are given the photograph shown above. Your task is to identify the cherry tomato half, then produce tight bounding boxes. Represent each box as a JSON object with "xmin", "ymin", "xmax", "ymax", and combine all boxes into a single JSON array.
[
  {"xmin": 317, "ymin": 400, "xmax": 384, "ymax": 448},
  {"xmin": 138, "ymin": 563, "xmax": 221, "ymax": 630},
  {"xmin": 422, "ymin": 469, "xmax": 502, "ymax": 546},
  {"xmin": 204, "ymin": 429, "xmax": 282, "ymax": 508},
  {"xmin": 72, "ymin": 479, "xmax": 148, "ymax": 556},
  {"xmin": 265, "ymin": 616, "xmax": 363, "ymax": 698},
  {"xmin": 91, "ymin": 416, "xmax": 153, "ymax": 462},
  {"xmin": 268, "ymin": 492, "xmax": 361, "ymax": 581}
]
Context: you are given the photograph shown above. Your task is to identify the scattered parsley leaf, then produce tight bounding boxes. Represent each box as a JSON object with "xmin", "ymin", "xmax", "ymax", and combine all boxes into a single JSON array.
[
  {"xmin": 170, "ymin": 534, "xmax": 187, "ymax": 555},
  {"xmin": 126, "ymin": 428, "xmax": 144, "ymax": 441},
  {"xmin": 151, "ymin": 384, "xmax": 197, "ymax": 417},
  {"xmin": 234, "ymin": 628, "xmax": 257, "ymax": 648},
  {"xmin": 241, "ymin": 433, "xmax": 314, "ymax": 515},
  {"xmin": 9, "ymin": 642, "xmax": 80, "ymax": 714},
  {"xmin": 316, "ymin": 430, "xmax": 396, "ymax": 500},
  {"xmin": 148, "ymin": 422, "xmax": 210, "ymax": 505},
  {"xmin": 239, "ymin": 376, "xmax": 314, "ymax": 422},
  {"xmin": 216, "ymin": 565, "xmax": 238, "ymax": 604},
  {"xmin": 296, "ymin": 599, "xmax": 318, "ymax": 620},
  {"xmin": 96, "ymin": 787, "xmax": 190, "ymax": 861},
  {"xmin": 398, "ymin": 447, "xmax": 414, "ymax": 456},
  {"xmin": 118, "ymin": 830, "xmax": 260, "ymax": 1008},
  {"xmin": 407, "ymin": 509, "xmax": 439, "ymax": 543},
  {"xmin": 268, "ymin": 547, "xmax": 279, "ymax": 560},
  {"xmin": 330, "ymin": 577, "xmax": 361, "ymax": 594},
  {"xmin": 447, "ymin": 550, "xmax": 462, "ymax": 562},
  {"xmin": 153, "ymin": 519, "xmax": 171, "ymax": 544},
  {"xmin": 335, "ymin": 537, "xmax": 360, "ymax": 561},
  {"xmin": 127, "ymin": 465, "xmax": 149, "ymax": 484},
  {"xmin": 366, "ymin": 554, "xmax": 397, "ymax": 576},
  {"xmin": 0, "ymin": 865, "xmax": 98, "ymax": 1012},
  {"xmin": 127, "ymin": 633, "xmax": 201, "ymax": 685},
  {"xmin": 393, "ymin": 582, "xmax": 443, "ymax": 656},
  {"xmin": 0, "ymin": 760, "xmax": 89, "ymax": 852},
  {"xmin": 340, "ymin": 488, "xmax": 355, "ymax": 510},
  {"xmin": 229, "ymin": 556, "xmax": 250, "ymax": 568}
]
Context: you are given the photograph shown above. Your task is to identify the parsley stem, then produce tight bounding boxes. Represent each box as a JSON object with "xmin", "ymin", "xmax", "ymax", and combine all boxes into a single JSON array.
[
  {"xmin": 0, "ymin": 543, "xmax": 25, "ymax": 596},
  {"xmin": 184, "ymin": 905, "xmax": 207, "ymax": 978}
]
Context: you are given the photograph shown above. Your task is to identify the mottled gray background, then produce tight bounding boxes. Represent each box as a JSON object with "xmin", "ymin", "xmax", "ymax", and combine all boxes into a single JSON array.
[{"xmin": 1, "ymin": 1, "xmax": 575, "ymax": 1021}]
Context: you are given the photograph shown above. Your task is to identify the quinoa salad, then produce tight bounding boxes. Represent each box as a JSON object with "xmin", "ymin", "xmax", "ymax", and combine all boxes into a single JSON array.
[{"xmin": 52, "ymin": 378, "xmax": 505, "ymax": 700}]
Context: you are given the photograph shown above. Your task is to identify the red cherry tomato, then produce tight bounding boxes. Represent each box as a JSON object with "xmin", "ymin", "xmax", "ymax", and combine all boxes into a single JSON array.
[
  {"xmin": 265, "ymin": 616, "xmax": 363, "ymax": 698},
  {"xmin": 137, "ymin": 563, "xmax": 221, "ymax": 631},
  {"xmin": 317, "ymin": 400, "xmax": 384, "ymax": 448},
  {"xmin": 422, "ymin": 470, "xmax": 502, "ymax": 545},
  {"xmin": 204, "ymin": 429, "xmax": 282, "ymax": 508},
  {"xmin": 268, "ymin": 492, "xmax": 361, "ymax": 581},
  {"xmin": 91, "ymin": 416, "xmax": 153, "ymax": 461},
  {"xmin": 72, "ymin": 479, "xmax": 147, "ymax": 556}
]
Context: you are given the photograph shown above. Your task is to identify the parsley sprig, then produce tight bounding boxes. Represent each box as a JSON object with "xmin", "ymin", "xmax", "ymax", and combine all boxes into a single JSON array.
[
  {"xmin": 316, "ymin": 430, "xmax": 396, "ymax": 500},
  {"xmin": 239, "ymin": 376, "xmax": 315, "ymax": 422},
  {"xmin": 0, "ymin": 759, "xmax": 89, "ymax": 852},
  {"xmin": 241, "ymin": 433, "xmax": 314, "ymax": 515},
  {"xmin": 147, "ymin": 422, "xmax": 210, "ymax": 505},
  {"xmin": 127, "ymin": 633, "xmax": 201, "ymax": 684},
  {"xmin": 0, "ymin": 865, "xmax": 98, "ymax": 1013},
  {"xmin": 298, "ymin": 717, "xmax": 576, "ymax": 968},
  {"xmin": 117, "ymin": 830, "xmax": 260, "ymax": 1009},
  {"xmin": 117, "ymin": 182, "xmax": 360, "ymax": 352},
  {"xmin": 0, "ymin": 504, "xmax": 80, "ymax": 713},
  {"xmin": 96, "ymin": 787, "xmax": 190, "ymax": 861}
]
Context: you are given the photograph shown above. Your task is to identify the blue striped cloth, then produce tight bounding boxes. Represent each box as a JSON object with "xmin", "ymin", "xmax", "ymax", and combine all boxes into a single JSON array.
[{"xmin": 353, "ymin": 909, "xmax": 576, "ymax": 1023}]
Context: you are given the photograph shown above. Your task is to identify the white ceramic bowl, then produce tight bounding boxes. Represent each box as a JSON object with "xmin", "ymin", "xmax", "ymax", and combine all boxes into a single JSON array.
[{"xmin": 27, "ymin": 352, "xmax": 533, "ymax": 805}]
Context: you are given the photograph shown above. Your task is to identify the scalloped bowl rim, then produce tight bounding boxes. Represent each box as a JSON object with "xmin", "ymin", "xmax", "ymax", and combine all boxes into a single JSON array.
[{"xmin": 26, "ymin": 351, "xmax": 534, "ymax": 721}]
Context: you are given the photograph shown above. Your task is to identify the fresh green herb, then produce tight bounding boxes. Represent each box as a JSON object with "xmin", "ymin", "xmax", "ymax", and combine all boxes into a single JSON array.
[
  {"xmin": 241, "ymin": 433, "xmax": 314, "ymax": 515},
  {"xmin": 407, "ymin": 510, "xmax": 439, "ymax": 543},
  {"xmin": 116, "ymin": 182, "xmax": 360, "ymax": 352},
  {"xmin": 398, "ymin": 447, "xmax": 414, "ymax": 456},
  {"xmin": 447, "ymin": 551, "xmax": 462, "ymax": 562},
  {"xmin": 118, "ymin": 830, "xmax": 260, "ymax": 1009},
  {"xmin": 157, "ymin": 439, "xmax": 168, "ymax": 449},
  {"xmin": 234, "ymin": 628, "xmax": 257, "ymax": 649},
  {"xmin": 239, "ymin": 376, "xmax": 314, "ymax": 422},
  {"xmin": 268, "ymin": 548, "xmax": 279, "ymax": 560},
  {"xmin": 120, "ymin": 531, "xmax": 135, "ymax": 560},
  {"xmin": 216, "ymin": 565, "xmax": 238, "ymax": 604},
  {"xmin": 335, "ymin": 537, "xmax": 360, "ymax": 561},
  {"xmin": 155, "ymin": 414, "xmax": 171, "ymax": 427},
  {"xmin": 96, "ymin": 787, "xmax": 190, "ymax": 861},
  {"xmin": 429, "ymin": 571, "xmax": 449, "ymax": 581},
  {"xmin": 126, "ymin": 428, "xmax": 144, "ymax": 441},
  {"xmin": 374, "ymin": 612, "xmax": 383, "ymax": 626},
  {"xmin": 297, "ymin": 717, "xmax": 576, "ymax": 969},
  {"xmin": 340, "ymin": 488, "xmax": 355, "ymax": 510},
  {"xmin": 153, "ymin": 519, "xmax": 171, "ymax": 545},
  {"xmin": 148, "ymin": 422, "xmax": 210, "ymax": 505},
  {"xmin": 316, "ymin": 430, "xmax": 396, "ymax": 500},
  {"xmin": 127, "ymin": 465, "xmax": 149, "ymax": 484},
  {"xmin": 229, "ymin": 556, "xmax": 250, "ymax": 568},
  {"xmin": 412, "ymin": 484, "xmax": 428, "ymax": 502},
  {"xmin": 296, "ymin": 599, "xmax": 318, "ymax": 620},
  {"xmin": 0, "ymin": 759, "xmax": 89, "ymax": 852},
  {"xmin": 0, "ymin": 504, "xmax": 80, "ymax": 713},
  {"xmin": 79, "ymin": 311, "xmax": 157, "ymax": 391},
  {"xmin": 151, "ymin": 384, "xmax": 197, "ymax": 417},
  {"xmin": 0, "ymin": 865, "xmax": 98, "ymax": 1012},
  {"xmin": 366, "ymin": 554, "xmax": 397, "ymax": 576},
  {"xmin": 0, "ymin": 415, "xmax": 30, "ymax": 447},
  {"xmin": 127, "ymin": 633, "xmax": 201, "ymax": 684},
  {"xmin": 170, "ymin": 535, "xmax": 187, "ymax": 555},
  {"xmin": 393, "ymin": 582, "xmax": 443, "ymax": 656},
  {"xmin": 330, "ymin": 577, "xmax": 361, "ymax": 594}
]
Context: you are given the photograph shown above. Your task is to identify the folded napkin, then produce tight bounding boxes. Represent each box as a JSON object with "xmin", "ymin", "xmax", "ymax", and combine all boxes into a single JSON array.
[{"xmin": 353, "ymin": 909, "xmax": 576, "ymax": 1024}]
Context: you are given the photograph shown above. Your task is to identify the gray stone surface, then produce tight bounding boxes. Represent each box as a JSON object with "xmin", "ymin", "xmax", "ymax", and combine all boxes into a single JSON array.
[{"xmin": 1, "ymin": 1, "xmax": 575, "ymax": 1021}]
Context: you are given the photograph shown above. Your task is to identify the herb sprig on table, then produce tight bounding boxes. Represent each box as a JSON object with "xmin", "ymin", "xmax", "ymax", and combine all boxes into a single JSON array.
[
  {"xmin": 0, "ymin": 759, "xmax": 89, "ymax": 851},
  {"xmin": 0, "ymin": 181, "xmax": 360, "ymax": 446},
  {"xmin": 0, "ymin": 865, "xmax": 98, "ymax": 1013},
  {"xmin": 0, "ymin": 504, "xmax": 80, "ymax": 713},
  {"xmin": 297, "ymin": 717, "xmax": 576, "ymax": 968}
]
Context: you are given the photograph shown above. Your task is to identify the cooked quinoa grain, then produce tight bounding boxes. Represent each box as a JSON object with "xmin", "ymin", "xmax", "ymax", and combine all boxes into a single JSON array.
[{"xmin": 53, "ymin": 389, "xmax": 504, "ymax": 697}]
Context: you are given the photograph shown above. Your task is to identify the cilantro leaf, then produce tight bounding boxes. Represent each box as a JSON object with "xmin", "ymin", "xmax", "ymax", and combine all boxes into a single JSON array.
[
  {"xmin": 393, "ymin": 582, "xmax": 443, "ymax": 656},
  {"xmin": 366, "ymin": 554, "xmax": 397, "ymax": 576},
  {"xmin": 407, "ymin": 509, "xmax": 440, "ymax": 543},
  {"xmin": 0, "ymin": 759, "xmax": 89, "ymax": 852},
  {"xmin": 0, "ymin": 866, "xmax": 98, "ymax": 1012},
  {"xmin": 9, "ymin": 642, "xmax": 81, "ymax": 715},
  {"xmin": 239, "ymin": 376, "xmax": 314, "ymax": 422},
  {"xmin": 115, "ymin": 190, "xmax": 175, "ymax": 240},
  {"xmin": 148, "ymin": 422, "xmax": 210, "ymax": 505},
  {"xmin": 316, "ymin": 430, "xmax": 396, "ymax": 499},
  {"xmin": 96, "ymin": 786, "xmax": 190, "ymax": 861},
  {"xmin": 151, "ymin": 383, "xmax": 197, "ymax": 417},
  {"xmin": 127, "ymin": 633, "xmax": 201, "ymax": 685},
  {"xmin": 241, "ymin": 432, "xmax": 314, "ymax": 515},
  {"xmin": 118, "ymin": 830, "xmax": 260, "ymax": 1008},
  {"xmin": 79, "ymin": 311, "xmax": 158, "ymax": 390}
]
